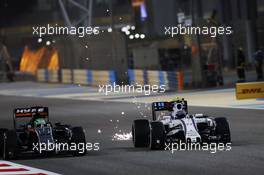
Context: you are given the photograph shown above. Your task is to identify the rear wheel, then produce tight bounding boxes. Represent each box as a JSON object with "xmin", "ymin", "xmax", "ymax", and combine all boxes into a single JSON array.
[
  {"xmin": 215, "ymin": 117, "xmax": 231, "ymax": 144},
  {"xmin": 70, "ymin": 127, "xmax": 86, "ymax": 156},
  {"xmin": 150, "ymin": 122, "xmax": 165, "ymax": 150},
  {"xmin": 132, "ymin": 119, "xmax": 150, "ymax": 147},
  {"xmin": 3, "ymin": 130, "xmax": 17, "ymax": 160}
]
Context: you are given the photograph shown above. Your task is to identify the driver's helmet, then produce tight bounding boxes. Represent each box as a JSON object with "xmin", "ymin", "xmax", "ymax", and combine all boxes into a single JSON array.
[
  {"xmin": 171, "ymin": 102, "xmax": 186, "ymax": 119},
  {"xmin": 34, "ymin": 118, "xmax": 46, "ymax": 126},
  {"xmin": 32, "ymin": 113, "xmax": 46, "ymax": 126}
]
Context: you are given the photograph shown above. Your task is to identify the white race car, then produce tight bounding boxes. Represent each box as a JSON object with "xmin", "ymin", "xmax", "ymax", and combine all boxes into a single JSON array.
[{"xmin": 132, "ymin": 98, "xmax": 231, "ymax": 149}]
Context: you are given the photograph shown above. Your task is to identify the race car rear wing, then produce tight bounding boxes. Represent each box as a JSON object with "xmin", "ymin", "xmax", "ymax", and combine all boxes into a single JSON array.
[
  {"xmin": 152, "ymin": 100, "xmax": 188, "ymax": 120},
  {"xmin": 13, "ymin": 107, "xmax": 49, "ymax": 118},
  {"xmin": 152, "ymin": 102, "xmax": 172, "ymax": 111},
  {"xmin": 13, "ymin": 106, "xmax": 49, "ymax": 129}
]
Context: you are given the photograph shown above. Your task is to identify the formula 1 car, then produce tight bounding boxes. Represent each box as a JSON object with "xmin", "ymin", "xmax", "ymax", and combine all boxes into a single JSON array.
[
  {"xmin": 132, "ymin": 98, "xmax": 231, "ymax": 149},
  {"xmin": 0, "ymin": 106, "xmax": 86, "ymax": 160}
]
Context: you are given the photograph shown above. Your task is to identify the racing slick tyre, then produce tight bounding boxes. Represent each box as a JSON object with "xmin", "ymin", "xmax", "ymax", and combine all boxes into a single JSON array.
[
  {"xmin": 70, "ymin": 127, "xmax": 86, "ymax": 156},
  {"xmin": 2, "ymin": 130, "xmax": 18, "ymax": 160},
  {"xmin": 150, "ymin": 122, "xmax": 165, "ymax": 150},
  {"xmin": 215, "ymin": 117, "xmax": 231, "ymax": 144},
  {"xmin": 132, "ymin": 119, "xmax": 150, "ymax": 147},
  {"xmin": 0, "ymin": 129, "xmax": 8, "ymax": 158}
]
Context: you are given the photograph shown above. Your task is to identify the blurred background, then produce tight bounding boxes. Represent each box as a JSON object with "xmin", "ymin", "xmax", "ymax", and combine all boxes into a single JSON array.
[{"xmin": 0, "ymin": 0, "xmax": 264, "ymax": 89}]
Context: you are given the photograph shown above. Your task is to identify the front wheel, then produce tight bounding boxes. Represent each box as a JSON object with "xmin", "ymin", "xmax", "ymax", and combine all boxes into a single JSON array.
[
  {"xmin": 215, "ymin": 117, "xmax": 231, "ymax": 144},
  {"xmin": 150, "ymin": 122, "xmax": 165, "ymax": 150},
  {"xmin": 132, "ymin": 119, "xmax": 150, "ymax": 147},
  {"xmin": 0, "ymin": 129, "xmax": 7, "ymax": 158},
  {"xmin": 2, "ymin": 130, "xmax": 18, "ymax": 160},
  {"xmin": 70, "ymin": 127, "xmax": 86, "ymax": 156}
]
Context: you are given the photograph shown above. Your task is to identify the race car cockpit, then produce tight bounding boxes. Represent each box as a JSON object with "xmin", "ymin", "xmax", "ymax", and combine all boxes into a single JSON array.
[{"xmin": 31, "ymin": 112, "xmax": 48, "ymax": 128}]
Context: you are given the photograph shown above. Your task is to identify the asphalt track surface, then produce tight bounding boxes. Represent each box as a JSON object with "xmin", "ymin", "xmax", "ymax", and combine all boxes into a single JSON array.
[{"xmin": 0, "ymin": 95, "xmax": 263, "ymax": 175}]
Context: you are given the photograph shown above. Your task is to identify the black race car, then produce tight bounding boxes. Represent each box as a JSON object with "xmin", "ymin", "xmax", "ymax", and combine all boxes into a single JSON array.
[{"xmin": 0, "ymin": 106, "xmax": 86, "ymax": 160}]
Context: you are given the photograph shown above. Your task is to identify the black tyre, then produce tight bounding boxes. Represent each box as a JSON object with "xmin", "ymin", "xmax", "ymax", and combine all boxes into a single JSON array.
[
  {"xmin": 132, "ymin": 119, "xmax": 150, "ymax": 147},
  {"xmin": 150, "ymin": 122, "xmax": 165, "ymax": 150},
  {"xmin": 70, "ymin": 127, "xmax": 86, "ymax": 156},
  {"xmin": 0, "ymin": 129, "xmax": 7, "ymax": 158},
  {"xmin": 3, "ymin": 130, "xmax": 17, "ymax": 160},
  {"xmin": 215, "ymin": 117, "xmax": 231, "ymax": 144}
]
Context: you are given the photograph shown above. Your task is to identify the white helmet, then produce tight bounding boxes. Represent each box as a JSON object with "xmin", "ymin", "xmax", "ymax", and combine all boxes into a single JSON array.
[{"xmin": 171, "ymin": 102, "xmax": 186, "ymax": 119}]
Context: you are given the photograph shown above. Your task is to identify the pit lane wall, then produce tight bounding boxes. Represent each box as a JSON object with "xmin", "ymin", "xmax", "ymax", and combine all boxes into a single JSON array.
[
  {"xmin": 37, "ymin": 69, "xmax": 184, "ymax": 91},
  {"xmin": 236, "ymin": 82, "xmax": 264, "ymax": 99}
]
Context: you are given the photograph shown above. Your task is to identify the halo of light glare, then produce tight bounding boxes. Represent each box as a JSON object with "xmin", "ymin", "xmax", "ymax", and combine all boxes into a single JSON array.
[
  {"xmin": 140, "ymin": 34, "xmax": 145, "ymax": 39},
  {"xmin": 135, "ymin": 34, "xmax": 140, "ymax": 38},
  {"xmin": 46, "ymin": 41, "xmax": 51, "ymax": 46},
  {"xmin": 121, "ymin": 27, "xmax": 127, "ymax": 32},
  {"xmin": 129, "ymin": 35, "xmax": 134, "ymax": 39},
  {"xmin": 107, "ymin": 28, "xmax": 113, "ymax": 32}
]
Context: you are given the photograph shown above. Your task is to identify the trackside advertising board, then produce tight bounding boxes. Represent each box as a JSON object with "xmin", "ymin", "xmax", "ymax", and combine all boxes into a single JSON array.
[{"xmin": 236, "ymin": 82, "xmax": 264, "ymax": 100}]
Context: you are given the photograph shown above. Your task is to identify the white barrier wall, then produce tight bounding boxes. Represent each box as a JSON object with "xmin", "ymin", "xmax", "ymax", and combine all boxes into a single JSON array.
[
  {"xmin": 36, "ymin": 69, "xmax": 116, "ymax": 86},
  {"xmin": 128, "ymin": 69, "xmax": 183, "ymax": 91},
  {"xmin": 73, "ymin": 69, "xmax": 88, "ymax": 85},
  {"xmin": 37, "ymin": 69, "xmax": 47, "ymax": 82},
  {"xmin": 48, "ymin": 70, "xmax": 59, "ymax": 83},
  {"xmin": 61, "ymin": 69, "xmax": 72, "ymax": 83}
]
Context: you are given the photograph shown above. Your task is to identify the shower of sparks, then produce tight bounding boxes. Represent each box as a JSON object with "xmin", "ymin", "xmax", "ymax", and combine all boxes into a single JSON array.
[{"xmin": 112, "ymin": 132, "xmax": 132, "ymax": 141}]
